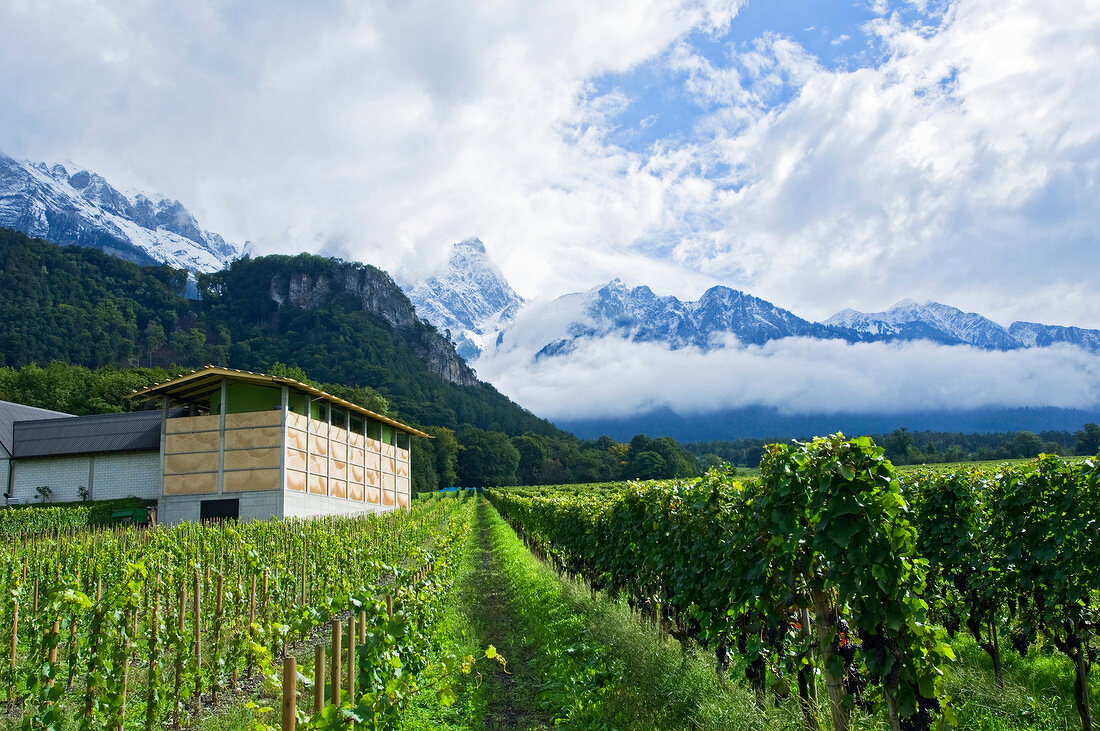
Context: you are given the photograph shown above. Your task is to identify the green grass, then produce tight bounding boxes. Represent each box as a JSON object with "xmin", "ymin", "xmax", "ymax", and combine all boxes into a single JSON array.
[
  {"xmin": 422, "ymin": 499, "xmax": 804, "ymax": 730},
  {"xmin": 945, "ymin": 634, "xmax": 1094, "ymax": 730}
]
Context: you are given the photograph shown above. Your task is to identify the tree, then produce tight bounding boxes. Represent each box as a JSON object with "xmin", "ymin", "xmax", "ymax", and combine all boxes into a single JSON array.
[
  {"xmin": 1075, "ymin": 423, "xmax": 1100, "ymax": 456},
  {"xmin": 1014, "ymin": 431, "xmax": 1043, "ymax": 458},
  {"xmin": 457, "ymin": 427, "xmax": 519, "ymax": 487},
  {"xmin": 425, "ymin": 426, "xmax": 459, "ymax": 487},
  {"xmin": 884, "ymin": 428, "xmax": 914, "ymax": 463},
  {"xmin": 143, "ymin": 321, "xmax": 166, "ymax": 366},
  {"xmin": 629, "ymin": 451, "xmax": 668, "ymax": 480},
  {"xmin": 512, "ymin": 434, "xmax": 549, "ymax": 485}
]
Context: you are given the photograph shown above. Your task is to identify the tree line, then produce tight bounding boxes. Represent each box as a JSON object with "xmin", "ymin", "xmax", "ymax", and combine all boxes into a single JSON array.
[{"xmin": 687, "ymin": 423, "xmax": 1099, "ymax": 467}]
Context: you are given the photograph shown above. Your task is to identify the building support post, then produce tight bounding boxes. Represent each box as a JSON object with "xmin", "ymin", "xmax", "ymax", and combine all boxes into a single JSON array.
[
  {"xmin": 217, "ymin": 378, "xmax": 227, "ymax": 495},
  {"xmin": 158, "ymin": 395, "xmax": 169, "ymax": 507},
  {"xmin": 279, "ymin": 386, "xmax": 289, "ymax": 517}
]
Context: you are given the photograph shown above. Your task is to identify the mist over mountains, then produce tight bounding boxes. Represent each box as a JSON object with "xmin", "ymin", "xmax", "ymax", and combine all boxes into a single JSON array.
[
  {"xmin": 4, "ymin": 147, "xmax": 1097, "ymax": 444},
  {"xmin": 408, "ymin": 240, "xmax": 1100, "ymax": 440}
]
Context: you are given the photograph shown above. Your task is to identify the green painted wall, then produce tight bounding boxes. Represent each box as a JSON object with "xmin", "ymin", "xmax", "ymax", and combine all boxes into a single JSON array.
[
  {"xmin": 210, "ymin": 383, "xmax": 283, "ymax": 414},
  {"xmin": 287, "ymin": 391, "xmax": 309, "ymax": 416}
]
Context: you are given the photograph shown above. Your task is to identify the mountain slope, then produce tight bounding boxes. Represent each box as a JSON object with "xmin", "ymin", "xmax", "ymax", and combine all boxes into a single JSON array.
[
  {"xmin": 0, "ymin": 227, "xmax": 557, "ymax": 437},
  {"xmin": 408, "ymin": 238, "xmax": 524, "ymax": 360},
  {"xmin": 826, "ymin": 299, "xmax": 1022, "ymax": 349},
  {"xmin": 492, "ymin": 279, "xmax": 842, "ymax": 358},
  {"xmin": 0, "ymin": 153, "xmax": 243, "ymax": 273}
]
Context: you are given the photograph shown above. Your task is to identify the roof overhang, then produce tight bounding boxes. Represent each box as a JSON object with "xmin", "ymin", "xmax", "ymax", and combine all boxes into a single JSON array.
[{"xmin": 130, "ymin": 366, "xmax": 431, "ymax": 438}]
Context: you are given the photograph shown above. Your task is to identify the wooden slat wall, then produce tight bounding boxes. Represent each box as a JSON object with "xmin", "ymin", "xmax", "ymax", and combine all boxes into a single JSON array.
[{"xmin": 282, "ymin": 406, "xmax": 411, "ymax": 510}]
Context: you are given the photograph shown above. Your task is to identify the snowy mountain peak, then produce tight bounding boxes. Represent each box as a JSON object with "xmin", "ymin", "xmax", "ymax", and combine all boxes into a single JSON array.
[
  {"xmin": 517, "ymin": 279, "xmax": 833, "ymax": 357},
  {"xmin": 827, "ymin": 300, "xmax": 1021, "ymax": 350},
  {"xmin": 408, "ymin": 238, "xmax": 524, "ymax": 361},
  {"xmin": 0, "ymin": 152, "xmax": 244, "ymax": 273}
]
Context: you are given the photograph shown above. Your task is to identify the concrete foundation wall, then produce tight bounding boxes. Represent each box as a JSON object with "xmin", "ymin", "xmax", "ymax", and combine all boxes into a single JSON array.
[
  {"xmin": 9, "ymin": 452, "xmax": 161, "ymax": 504},
  {"xmin": 283, "ymin": 490, "xmax": 394, "ymax": 520},
  {"xmin": 158, "ymin": 489, "xmax": 283, "ymax": 526}
]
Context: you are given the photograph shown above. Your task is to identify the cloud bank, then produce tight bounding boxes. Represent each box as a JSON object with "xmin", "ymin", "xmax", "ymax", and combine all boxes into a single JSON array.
[
  {"xmin": 474, "ymin": 336, "xmax": 1100, "ymax": 421},
  {"xmin": 2, "ymin": 1, "xmax": 1098, "ymax": 332}
]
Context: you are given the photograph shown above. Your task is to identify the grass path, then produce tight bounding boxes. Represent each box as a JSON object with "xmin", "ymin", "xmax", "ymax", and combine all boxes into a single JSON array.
[{"xmin": 405, "ymin": 498, "xmax": 783, "ymax": 730}]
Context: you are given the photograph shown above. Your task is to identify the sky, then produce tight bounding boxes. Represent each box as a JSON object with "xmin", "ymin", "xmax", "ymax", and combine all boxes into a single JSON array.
[
  {"xmin": 1, "ymin": 0, "xmax": 1097, "ymax": 328},
  {"xmin": 2, "ymin": 0, "xmax": 1099, "ymax": 422}
]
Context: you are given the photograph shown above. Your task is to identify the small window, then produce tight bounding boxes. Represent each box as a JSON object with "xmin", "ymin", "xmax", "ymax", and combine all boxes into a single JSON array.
[
  {"xmin": 350, "ymin": 415, "xmax": 364, "ymax": 433},
  {"xmin": 367, "ymin": 421, "xmax": 381, "ymax": 441}
]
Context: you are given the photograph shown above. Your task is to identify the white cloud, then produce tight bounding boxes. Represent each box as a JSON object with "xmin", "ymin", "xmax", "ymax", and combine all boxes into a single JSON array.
[
  {"xmin": 475, "ymin": 335, "xmax": 1100, "ymax": 420},
  {"xmin": 645, "ymin": 0, "xmax": 1100, "ymax": 327},
  {"xmin": 1, "ymin": 0, "xmax": 1097, "ymax": 333}
]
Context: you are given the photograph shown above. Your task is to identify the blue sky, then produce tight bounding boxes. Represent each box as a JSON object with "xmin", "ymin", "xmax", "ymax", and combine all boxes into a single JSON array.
[
  {"xmin": 596, "ymin": 0, "xmax": 933, "ymax": 152},
  {"xmin": 1, "ymin": 0, "xmax": 1099, "ymax": 419}
]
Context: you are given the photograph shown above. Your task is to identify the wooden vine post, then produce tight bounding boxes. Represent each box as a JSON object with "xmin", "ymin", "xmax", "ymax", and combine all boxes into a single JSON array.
[
  {"xmin": 47, "ymin": 619, "xmax": 59, "ymax": 687},
  {"xmin": 330, "ymin": 620, "xmax": 342, "ymax": 707},
  {"xmin": 281, "ymin": 656, "xmax": 297, "ymax": 731},
  {"xmin": 193, "ymin": 569, "xmax": 202, "ymax": 702},
  {"xmin": 8, "ymin": 596, "xmax": 17, "ymax": 707},
  {"xmin": 313, "ymin": 645, "xmax": 324, "ymax": 714}
]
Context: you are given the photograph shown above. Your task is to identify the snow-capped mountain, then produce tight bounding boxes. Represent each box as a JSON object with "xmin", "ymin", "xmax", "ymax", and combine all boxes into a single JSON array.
[
  {"xmin": 827, "ymin": 299, "xmax": 1100, "ymax": 353},
  {"xmin": 0, "ymin": 153, "xmax": 245, "ymax": 273},
  {"xmin": 1007, "ymin": 321, "xmax": 1100, "ymax": 352},
  {"xmin": 517, "ymin": 279, "xmax": 835, "ymax": 357},
  {"xmin": 826, "ymin": 298, "xmax": 1022, "ymax": 350},
  {"xmin": 408, "ymin": 238, "xmax": 524, "ymax": 361}
]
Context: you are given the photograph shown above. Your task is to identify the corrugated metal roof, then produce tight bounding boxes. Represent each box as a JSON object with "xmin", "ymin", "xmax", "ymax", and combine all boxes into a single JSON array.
[
  {"xmin": 0, "ymin": 401, "xmax": 73, "ymax": 455},
  {"xmin": 12, "ymin": 409, "xmax": 184, "ymax": 459},
  {"xmin": 131, "ymin": 365, "xmax": 431, "ymax": 438}
]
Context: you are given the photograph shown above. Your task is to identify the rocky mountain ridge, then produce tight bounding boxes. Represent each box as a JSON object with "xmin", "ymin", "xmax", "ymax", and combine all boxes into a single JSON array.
[
  {"xmin": 409, "ymin": 245, "xmax": 1100, "ymax": 359},
  {"xmin": 263, "ymin": 260, "xmax": 479, "ymax": 387},
  {"xmin": 407, "ymin": 238, "xmax": 524, "ymax": 360},
  {"xmin": 0, "ymin": 152, "xmax": 245, "ymax": 273}
]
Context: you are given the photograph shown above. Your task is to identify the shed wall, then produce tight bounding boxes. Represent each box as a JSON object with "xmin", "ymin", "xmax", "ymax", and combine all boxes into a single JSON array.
[
  {"xmin": 10, "ymin": 451, "xmax": 161, "ymax": 503},
  {"xmin": 1, "ymin": 445, "xmax": 9, "ymax": 500}
]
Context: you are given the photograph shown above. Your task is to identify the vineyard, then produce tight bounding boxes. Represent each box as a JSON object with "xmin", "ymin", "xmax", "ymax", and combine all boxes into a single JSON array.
[
  {"xmin": 2, "ymin": 440, "xmax": 1098, "ymax": 730},
  {"xmin": 0, "ymin": 493, "xmax": 483, "ymax": 731},
  {"xmin": 487, "ymin": 439, "xmax": 1100, "ymax": 731}
]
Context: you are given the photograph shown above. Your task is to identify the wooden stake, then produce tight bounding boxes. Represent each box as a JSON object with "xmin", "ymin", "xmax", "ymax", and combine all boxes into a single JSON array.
[
  {"xmin": 8, "ymin": 599, "xmax": 17, "ymax": 708},
  {"xmin": 173, "ymin": 581, "xmax": 185, "ymax": 729},
  {"xmin": 47, "ymin": 619, "xmax": 59, "ymax": 686},
  {"xmin": 281, "ymin": 657, "xmax": 297, "ymax": 731},
  {"xmin": 330, "ymin": 621, "xmax": 342, "ymax": 708},
  {"xmin": 314, "ymin": 645, "xmax": 324, "ymax": 714},
  {"xmin": 213, "ymin": 573, "xmax": 224, "ymax": 700},
  {"xmin": 194, "ymin": 571, "xmax": 202, "ymax": 701},
  {"xmin": 66, "ymin": 609, "xmax": 78, "ymax": 690}
]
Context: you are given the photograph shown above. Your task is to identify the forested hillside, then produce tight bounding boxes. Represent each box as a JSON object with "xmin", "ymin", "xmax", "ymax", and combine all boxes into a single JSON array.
[
  {"xmin": 0, "ymin": 228, "xmax": 706, "ymax": 489},
  {"xmin": 0, "ymin": 227, "xmax": 552, "ymax": 434}
]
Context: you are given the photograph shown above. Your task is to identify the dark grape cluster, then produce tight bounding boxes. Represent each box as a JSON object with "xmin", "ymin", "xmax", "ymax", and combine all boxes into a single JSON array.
[
  {"xmin": 899, "ymin": 689, "xmax": 941, "ymax": 731},
  {"xmin": 939, "ymin": 606, "xmax": 960, "ymax": 638},
  {"xmin": 1010, "ymin": 627, "xmax": 1034, "ymax": 657}
]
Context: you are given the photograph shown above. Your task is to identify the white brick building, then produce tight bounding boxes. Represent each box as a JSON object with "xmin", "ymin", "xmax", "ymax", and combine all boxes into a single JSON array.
[{"xmin": 3, "ymin": 367, "xmax": 425, "ymax": 525}]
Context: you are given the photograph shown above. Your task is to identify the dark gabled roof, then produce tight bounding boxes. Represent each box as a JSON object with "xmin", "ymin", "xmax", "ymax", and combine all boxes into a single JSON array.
[
  {"xmin": 12, "ymin": 409, "xmax": 183, "ymax": 459},
  {"xmin": 0, "ymin": 400, "xmax": 73, "ymax": 455}
]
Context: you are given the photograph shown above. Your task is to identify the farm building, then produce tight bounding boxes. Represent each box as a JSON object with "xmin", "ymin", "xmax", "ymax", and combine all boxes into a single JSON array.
[{"xmin": 1, "ymin": 366, "xmax": 424, "ymax": 524}]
